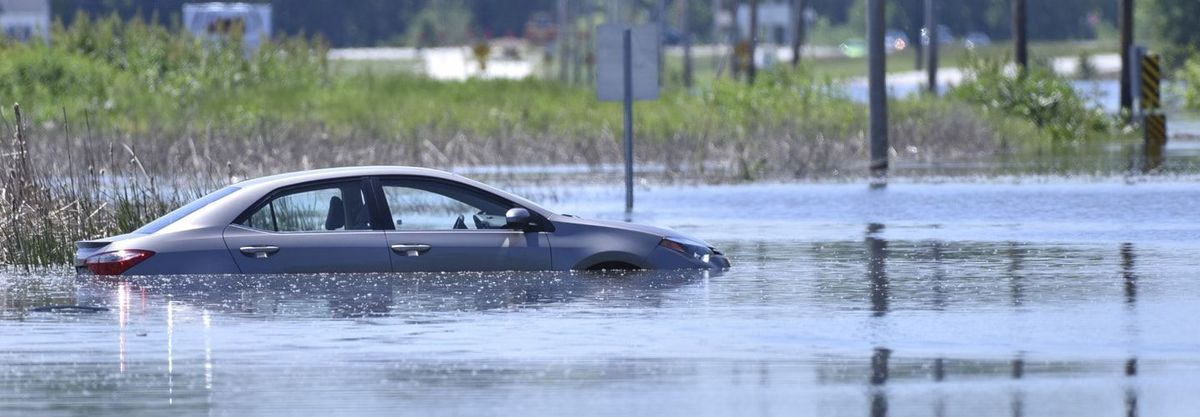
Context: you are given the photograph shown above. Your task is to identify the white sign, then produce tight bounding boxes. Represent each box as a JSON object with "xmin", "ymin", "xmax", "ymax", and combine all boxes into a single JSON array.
[{"xmin": 595, "ymin": 24, "xmax": 659, "ymax": 101}]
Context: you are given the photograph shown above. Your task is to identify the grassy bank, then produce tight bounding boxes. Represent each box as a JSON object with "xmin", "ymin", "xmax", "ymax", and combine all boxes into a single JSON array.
[
  {"xmin": 1, "ymin": 15, "xmax": 1122, "ymax": 150},
  {"xmin": 0, "ymin": 16, "xmax": 1135, "ymax": 266}
]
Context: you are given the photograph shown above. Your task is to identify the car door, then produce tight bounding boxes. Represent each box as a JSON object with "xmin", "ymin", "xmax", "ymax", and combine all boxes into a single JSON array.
[
  {"xmin": 376, "ymin": 177, "xmax": 552, "ymax": 272},
  {"xmin": 222, "ymin": 178, "xmax": 392, "ymax": 274}
]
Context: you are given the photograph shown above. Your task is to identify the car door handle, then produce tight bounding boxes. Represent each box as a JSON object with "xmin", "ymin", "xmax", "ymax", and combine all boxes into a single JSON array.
[
  {"xmin": 391, "ymin": 244, "xmax": 431, "ymax": 256},
  {"xmin": 239, "ymin": 245, "xmax": 280, "ymax": 259}
]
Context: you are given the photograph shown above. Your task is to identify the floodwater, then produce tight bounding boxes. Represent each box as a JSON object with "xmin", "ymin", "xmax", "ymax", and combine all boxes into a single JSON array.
[{"xmin": 3, "ymin": 178, "xmax": 1200, "ymax": 416}]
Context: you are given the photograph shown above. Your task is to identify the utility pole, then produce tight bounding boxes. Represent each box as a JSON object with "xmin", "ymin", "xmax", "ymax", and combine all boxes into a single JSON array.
[
  {"xmin": 657, "ymin": 0, "xmax": 666, "ymax": 85},
  {"xmin": 867, "ymin": 0, "xmax": 888, "ymax": 185},
  {"xmin": 623, "ymin": 29, "xmax": 634, "ymax": 213},
  {"xmin": 588, "ymin": 0, "xmax": 597, "ymax": 84},
  {"xmin": 728, "ymin": 0, "xmax": 740, "ymax": 79},
  {"xmin": 570, "ymin": 0, "xmax": 582, "ymax": 85},
  {"xmin": 791, "ymin": 0, "xmax": 807, "ymax": 67},
  {"xmin": 1012, "ymin": 0, "xmax": 1027, "ymax": 69},
  {"xmin": 558, "ymin": 0, "xmax": 569, "ymax": 82},
  {"xmin": 1119, "ymin": 0, "xmax": 1134, "ymax": 115},
  {"xmin": 747, "ymin": 0, "xmax": 758, "ymax": 83},
  {"xmin": 925, "ymin": 0, "xmax": 938, "ymax": 93},
  {"xmin": 913, "ymin": 30, "xmax": 923, "ymax": 70},
  {"xmin": 682, "ymin": 0, "xmax": 694, "ymax": 87},
  {"xmin": 712, "ymin": 0, "xmax": 721, "ymax": 73}
]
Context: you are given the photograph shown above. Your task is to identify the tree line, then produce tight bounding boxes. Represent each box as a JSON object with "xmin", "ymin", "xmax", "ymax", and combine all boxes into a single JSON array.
[{"xmin": 44, "ymin": 0, "xmax": 1193, "ymax": 49}]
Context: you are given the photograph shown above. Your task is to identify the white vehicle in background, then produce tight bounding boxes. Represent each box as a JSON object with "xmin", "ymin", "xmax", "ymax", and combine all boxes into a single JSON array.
[
  {"xmin": 963, "ymin": 32, "xmax": 993, "ymax": 49},
  {"xmin": 183, "ymin": 2, "xmax": 272, "ymax": 53}
]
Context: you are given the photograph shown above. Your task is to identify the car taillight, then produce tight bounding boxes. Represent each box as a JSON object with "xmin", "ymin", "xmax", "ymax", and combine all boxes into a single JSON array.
[
  {"xmin": 86, "ymin": 250, "xmax": 154, "ymax": 276},
  {"xmin": 659, "ymin": 239, "xmax": 688, "ymax": 254}
]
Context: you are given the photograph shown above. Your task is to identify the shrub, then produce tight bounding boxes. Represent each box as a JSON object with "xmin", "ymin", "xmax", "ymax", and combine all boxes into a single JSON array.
[
  {"xmin": 1180, "ymin": 52, "xmax": 1200, "ymax": 111},
  {"xmin": 948, "ymin": 57, "xmax": 1119, "ymax": 142}
]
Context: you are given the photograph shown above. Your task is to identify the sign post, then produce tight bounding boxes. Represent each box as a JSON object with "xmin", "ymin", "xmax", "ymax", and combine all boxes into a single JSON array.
[
  {"xmin": 623, "ymin": 29, "xmax": 634, "ymax": 213},
  {"xmin": 596, "ymin": 24, "xmax": 659, "ymax": 214}
]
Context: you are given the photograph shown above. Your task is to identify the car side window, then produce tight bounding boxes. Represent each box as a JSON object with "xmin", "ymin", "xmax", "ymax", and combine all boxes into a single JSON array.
[
  {"xmin": 380, "ymin": 180, "xmax": 512, "ymax": 231},
  {"xmin": 241, "ymin": 181, "xmax": 372, "ymax": 232}
]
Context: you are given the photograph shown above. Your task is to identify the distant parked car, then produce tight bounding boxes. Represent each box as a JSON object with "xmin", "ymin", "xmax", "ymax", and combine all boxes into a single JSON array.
[
  {"xmin": 840, "ymin": 38, "xmax": 866, "ymax": 58},
  {"xmin": 840, "ymin": 32, "xmax": 907, "ymax": 57},
  {"xmin": 963, "ymin": 32, "xmax": 992, "ymax": 49},
  {"xmin": 920, "ymin": 24, "xmax": 954, "ymax": 46},
  {"xmin": 75, "ymin": 167, "xmax": 730, "ymax": 275}
]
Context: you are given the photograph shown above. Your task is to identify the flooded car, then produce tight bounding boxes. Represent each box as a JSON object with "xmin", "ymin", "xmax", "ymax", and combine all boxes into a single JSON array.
[{"xmin": 73, "ymin": 167, "xmax": 730, "ymax": 275}]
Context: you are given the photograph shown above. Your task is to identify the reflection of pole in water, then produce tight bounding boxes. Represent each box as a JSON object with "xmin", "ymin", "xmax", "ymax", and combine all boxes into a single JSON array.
[
  {"xmin": 1121, "ymin": 243, "xmax": 1137, "ymax": 305},
  {"xmin": 931, "ymin": 242, "xmax": 946, "ymax": 310},
  {"xmin": 1011, "ymin": 354, "xmax": 1025, "ymax": 417},
  {"xmin": 1121, "ymin": 245, "xmax": 1140, "ymax": 417},
  {"xmin": 867, "ymin": 224, "xmax": 888, "ymax": 317},
  {"xmin": 1011, "ymin": 354, "xmax": 1024, "ymax": 379},
  {"xmin": 1007, "ymin": 242, "xmax": 1024, "ymax": 307},
  {"xmin": 870, "ymin": 347, "xmax": 890, "ymax": 417},
  {"xmin": 871, "ymin": 347, "xmax": 891, "ymax": 385},
  {"xmin": 1125, "ymin": 358, "xmax": 1139, "ymax": 417},
  {"xmin": 931, "ymin": 357, "xmax": 946, "ymax": 417}
]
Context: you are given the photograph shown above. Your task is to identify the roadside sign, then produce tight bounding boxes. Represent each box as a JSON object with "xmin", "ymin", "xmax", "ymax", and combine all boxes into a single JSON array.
[{"xmin": 595, "ymin": 24, "xmax": 659, "ymax": 101}]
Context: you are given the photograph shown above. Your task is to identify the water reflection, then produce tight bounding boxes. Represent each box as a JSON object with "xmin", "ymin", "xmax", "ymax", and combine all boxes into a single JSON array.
[
  {"xmin": 1008, "ymin": 243, "xmax": 1025, "ymax": 307},
  {"xmin": 1011, "ymin": 354, "xmax": 1025, "ymax": 417},
  {"xmin": 74, "ymin": 270, "xmax": 710, "ymax": 319},
  {"xmin": 866, "ymin": 224, "xmax": 888, "ymax": 317},
  {"xmin": 851, "ymin": 349, "xmax": 1142, "ymax": 417},
  {"xmin": 870, "ymin": 347, "xmax": 890, "ymax": 417},
  {"xmin": 1122, "ymin": 243, "xmax": 1137, "ymax": 305},
  {"xmin": 1126, "ymin": 358, "xmax": 1138, "ymax": 417},
  {"xmin": 2, "ymin": 230, "xmax": 1195, "ymax": 416}
]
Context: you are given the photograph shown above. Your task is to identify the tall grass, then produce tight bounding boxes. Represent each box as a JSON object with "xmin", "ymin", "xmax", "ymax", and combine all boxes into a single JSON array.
[{"xmin": 1, "ymin": 104, "xmax": 223, "ymax": 266}]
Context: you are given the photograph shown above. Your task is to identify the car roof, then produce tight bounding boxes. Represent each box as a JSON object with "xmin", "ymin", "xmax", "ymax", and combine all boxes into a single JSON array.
[
  {"xmin": 227, "ymin": 165, "xmax": 554, "ymax": 217},
  {"xmin": 232, "ymin": 166, "xmax": 457, "ymax": 188}
]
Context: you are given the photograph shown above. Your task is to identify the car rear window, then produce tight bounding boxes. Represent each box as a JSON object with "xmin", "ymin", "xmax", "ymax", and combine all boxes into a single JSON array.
[{"xmin": 134, "ymin": 186, "xmax": 240, "ymax": 234}]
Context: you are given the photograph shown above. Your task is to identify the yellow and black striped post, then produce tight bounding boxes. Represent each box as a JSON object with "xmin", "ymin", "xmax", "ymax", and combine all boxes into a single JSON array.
[
  {"xmin": 1140, "ymin": 54, "xmax": 1161, "ymax": 111},
  {"xmin": 1140, "ymin": 53, "xmax": 1166, "ymax": 172},
  {"xmin": 1145, "ymin": 114, "xmax": 1167, "ymax": 171}
]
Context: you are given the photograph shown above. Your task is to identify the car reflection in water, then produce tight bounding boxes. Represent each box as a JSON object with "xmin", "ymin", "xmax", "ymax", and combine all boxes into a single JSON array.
[{"xmin": 75, "ymin": 270, "xmax": 714, "ymax": 320}]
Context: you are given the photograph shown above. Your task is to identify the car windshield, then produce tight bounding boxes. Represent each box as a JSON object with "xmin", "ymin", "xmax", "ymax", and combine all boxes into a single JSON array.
[{"xmin": 134, "ymin": 186, "xmax": 240, "ymax": 234}]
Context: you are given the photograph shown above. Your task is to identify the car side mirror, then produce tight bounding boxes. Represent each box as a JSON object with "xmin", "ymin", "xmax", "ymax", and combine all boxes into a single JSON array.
[{"xmin": 505, "ymin": 208, "xmax": 532, "ymax": 230}]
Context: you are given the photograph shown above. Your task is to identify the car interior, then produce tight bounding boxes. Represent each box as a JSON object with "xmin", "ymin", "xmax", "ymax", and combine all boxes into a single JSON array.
[
  {"xmin": 241, "ymin": 179, "xmax": 521, "ymax": 232},
  {"xmin": 380, "ymin": 179, "xmax": 513, "ymax": 231}
]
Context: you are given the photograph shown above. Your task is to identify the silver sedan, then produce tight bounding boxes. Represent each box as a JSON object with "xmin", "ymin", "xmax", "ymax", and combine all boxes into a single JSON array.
[{"xmin": 75, "ymin": 166, "xmax": 730, "ymax": 275}]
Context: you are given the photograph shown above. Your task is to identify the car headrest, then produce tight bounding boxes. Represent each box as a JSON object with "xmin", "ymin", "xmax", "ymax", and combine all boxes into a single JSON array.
[
  {"xmin": 325, "ymin": 196, "xmax": 345, "ymax": 230},
  {"xmin": 344, "ymin": 192, "xmax": 370, "ymax": 230}
]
